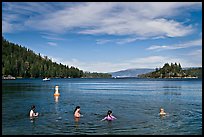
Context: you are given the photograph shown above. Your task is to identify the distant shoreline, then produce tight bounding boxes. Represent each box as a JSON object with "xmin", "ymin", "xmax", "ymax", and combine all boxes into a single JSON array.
[{"xmin": 2, "ymin": 77, "xmax": 201, "ymax": 80}]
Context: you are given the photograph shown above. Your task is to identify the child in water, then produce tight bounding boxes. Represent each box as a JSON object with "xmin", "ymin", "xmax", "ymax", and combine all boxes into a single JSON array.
[
  {"xmin": 29, "ymin": 105, "xmax": 39, "ymax": 118},
  {"xmin": 159, "ymin": 107, "xmax": 166, "ymax": 116},
  {"xmin": 101, "ymin": 110, "xmax": 117, "ymax": 121}
]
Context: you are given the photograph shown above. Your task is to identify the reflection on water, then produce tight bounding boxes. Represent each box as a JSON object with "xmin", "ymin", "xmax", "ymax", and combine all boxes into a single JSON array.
[
  {"xmin": 30, "ymin": 117, "xmax": 37, "ymax": 123},
  {"xmin": 162, "ymin": 85, "xmax": 182, "ymax": 89},
  {"xmin": 162, "ymin": 85, "xmax": 182, "ymax": 95},
  {"xmin": 54, "ymin": 96, "xmax": 59, "ymax": 103},
  {"xmin": 74, "ymin": 117, "xmax": 80, "ymax": 128},
  {"xmin": 163, "ymin": 91, "xmax": 181, "ymax": 95},
  {"xmin": 2, "ymin": 78, "xmax": 202, "ymax": 135}
]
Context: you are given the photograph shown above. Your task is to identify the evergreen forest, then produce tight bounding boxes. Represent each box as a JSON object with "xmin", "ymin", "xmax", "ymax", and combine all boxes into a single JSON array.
[
  {"xmin": 2, "ymin": 37, "xmax": 112, "ymax": 78},
  {"xmin": 138, "ymin": 62, "xmax": 202, "ymax": 78}
]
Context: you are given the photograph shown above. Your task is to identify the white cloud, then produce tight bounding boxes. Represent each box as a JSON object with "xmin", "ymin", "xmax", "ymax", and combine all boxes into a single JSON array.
[
  {"xmin": 147, "ymin": 38, "xmax": 202, "ymax": 51},
  {"xmin": 96, "ymin": 39, "xmax": 113, "ymax": 45},
  {"xmin": 47, "ymin": 42, "xmax": 57, "ymax": 46},
  {"xmin": 184, "ymin": 49, "xmax": 202, "ymax": 57},
  {"xmin": 2, "ymin": 2, "xmax": 55, "ymax": 33},
  {"xmin": 41, "ymin": 33, "xmax": 65, "ymax": 40},
  {"xmin": 116, "ymin": 37, "xmax": 147, "ymax": 44},
  {"xmin": 79, "ymin": 17, "xmax": 194, "ymax": 37},
  {"xmin": 2, "ymin": 12, "xmax": 25, "ymax": 33},
  {"xmin": 96, "ymin": 36, "xmax": 166, "ymax": 45},
  {"xmin": 42, "ymin": 35, "xmax": 65, "ymax": 41},
  {"xmin": 3, "ymin": 2, "xmax": 201, "ymax": 38},
  {"xmin": 2, "ymin": 21, "xmax": 13, "ymax": 33},
  {"xmin": 145, "ymin": 19, "xmax": 193, "ymax": 37}
]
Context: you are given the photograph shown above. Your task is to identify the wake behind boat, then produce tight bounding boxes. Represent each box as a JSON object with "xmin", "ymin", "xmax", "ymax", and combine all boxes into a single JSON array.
[{"xmin": 43, "ymin": 78, "xmax": 50, "ymax": 81}]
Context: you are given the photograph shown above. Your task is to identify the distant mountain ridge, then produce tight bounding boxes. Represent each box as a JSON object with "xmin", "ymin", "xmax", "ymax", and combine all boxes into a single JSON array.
[{"xmin": 110, "ymin": 68, "xmax": 155, "ymax": 78}]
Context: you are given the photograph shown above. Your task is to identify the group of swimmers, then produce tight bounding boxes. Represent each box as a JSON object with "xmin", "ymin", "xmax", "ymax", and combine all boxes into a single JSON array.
[
  {"xmin": 29, "ymin": 105, "xmax": 117, "ymax": 121},
  {"xmin": 30, "ymin": 105, "xmax": 166, "ymax": 121},
  {"xmin": 73, "ymin": 106, "xmax": 117, "ymax": 121}
]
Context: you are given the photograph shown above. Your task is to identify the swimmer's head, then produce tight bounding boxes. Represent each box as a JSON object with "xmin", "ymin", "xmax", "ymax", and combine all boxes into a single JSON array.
[
  {"xmin": 160, "ymin": 108, "xmax": 165, "ymax": 113},
  {"xmin": 160, "ymin": 108, "xmax": 164, "ymax": 111},
  {"xmin": 31, "ymin": 105, "xmax": 36, "ymax": 110},
  {"xmin": 74, "ymin": 106, "xmax": 80, "ymax": 113},
  {"xmin": 107, "ymin": 110, "xmax": 112, "ymax": 116}
]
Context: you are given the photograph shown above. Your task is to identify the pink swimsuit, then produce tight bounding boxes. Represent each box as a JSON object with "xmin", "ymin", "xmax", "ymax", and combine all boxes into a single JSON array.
[{"xmin": 103, "ymin": 115, "xmax": 116, "ymax": 121}]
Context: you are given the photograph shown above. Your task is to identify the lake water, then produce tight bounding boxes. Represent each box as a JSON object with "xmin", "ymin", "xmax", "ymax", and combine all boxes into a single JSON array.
[{"xmin": 2, "ymin": 78, "xmax": 202, "ymax": 135}]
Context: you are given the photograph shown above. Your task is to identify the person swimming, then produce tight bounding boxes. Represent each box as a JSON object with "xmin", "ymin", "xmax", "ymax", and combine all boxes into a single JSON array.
[
  {"xmin": 101, "ymin": 110, "xmax": 116, "ymax": 121},
  {"xmin": 74, "ymin": 106, "xmax": 82, "ymax": 118},
  {"xmin": 29, "ymin": 105, "xmax": 38, "ymax": 118},
  {"xmin": 159, "ymin": 107, "xmax": 166, "ymax": 116}
]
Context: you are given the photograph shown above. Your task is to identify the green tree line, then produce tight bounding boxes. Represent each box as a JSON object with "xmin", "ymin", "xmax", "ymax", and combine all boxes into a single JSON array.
[
  {"xmin": 2, "ymin": 37, "xmax": 112, "ymax": 78},
  {"xmin": 138, "ymin": 62, "xmax": 202, "ymax": 78}
]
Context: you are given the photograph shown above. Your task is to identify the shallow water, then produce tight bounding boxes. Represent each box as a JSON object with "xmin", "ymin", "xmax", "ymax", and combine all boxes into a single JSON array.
[{"xmin": 2, "ymin": 78, "xmax": 202, "ymax": 135}]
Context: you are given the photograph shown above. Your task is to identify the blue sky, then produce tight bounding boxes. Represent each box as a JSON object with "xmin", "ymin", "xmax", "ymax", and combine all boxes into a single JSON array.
[{"xmin": 2, "ymin": 2, "xmax": 202, "ymax": 73}]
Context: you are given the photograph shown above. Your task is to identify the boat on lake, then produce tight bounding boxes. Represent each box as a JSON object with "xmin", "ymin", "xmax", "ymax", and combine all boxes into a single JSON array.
[
  {"xmin": 43, "ymin": 77, "xmax": 50, "ymax": 81},
  {"xmin": 2, "ymin": 75, "xmax": 16, "ymax": 80}
]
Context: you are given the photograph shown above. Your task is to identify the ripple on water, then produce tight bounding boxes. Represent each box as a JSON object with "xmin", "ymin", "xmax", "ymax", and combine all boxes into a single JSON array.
[{"xmin": 2, "ymin": 78, "xmax": 202, "ymax": 135}]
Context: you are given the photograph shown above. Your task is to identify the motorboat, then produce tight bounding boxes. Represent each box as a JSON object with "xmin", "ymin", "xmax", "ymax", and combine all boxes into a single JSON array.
[{"xmin": 43, "ymin": 77, "xmax": 50, "ymax": 81}]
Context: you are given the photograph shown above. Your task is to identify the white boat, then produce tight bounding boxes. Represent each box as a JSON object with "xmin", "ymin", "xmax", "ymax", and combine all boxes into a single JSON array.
[
  {"xmin": 2, "ymin": 75, "xmax": 16, "ymax": 80},
  {"xmin": 43, "ymin": 78, "xmax": 50, "ymax": 81}
]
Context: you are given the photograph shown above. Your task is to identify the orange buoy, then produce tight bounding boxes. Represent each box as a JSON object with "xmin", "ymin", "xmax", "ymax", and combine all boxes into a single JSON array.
[
  {"xmin": 54, "ymin": 85, "xmax": 60, "ymax": 96},
  {"xmin": 54, "ymin": 93, "xmax": 60, "ymax": 96}
]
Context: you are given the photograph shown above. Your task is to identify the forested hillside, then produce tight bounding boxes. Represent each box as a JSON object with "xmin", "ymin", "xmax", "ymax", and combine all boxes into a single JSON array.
[
  {"xmin": 138, "ymin": 63, "xmax": 202, "ymax": 78},
  {"xmin": 2, "ymin": 37, "xmax": 111, "ymax": 78}
]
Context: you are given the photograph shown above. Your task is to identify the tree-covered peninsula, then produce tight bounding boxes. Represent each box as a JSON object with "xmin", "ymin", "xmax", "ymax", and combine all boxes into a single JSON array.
[
  {"xmin": 138, "ymin": 63, "xmax": 202, "ymax": 79},
  {"xmin": 2, "ymin": 37, "xmax": 112, "ymax": 78}
]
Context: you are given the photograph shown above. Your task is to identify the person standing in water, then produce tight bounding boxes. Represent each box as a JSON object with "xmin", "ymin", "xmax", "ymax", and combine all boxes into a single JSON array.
[
  {"xmin": 29, "ymin": 105, "xmax": 39, "ymax": 118},
  {"xmin": 74, "ymin": 106, "xmax": 83, "ymax": 118},
  {"xmin": 101, "ymin": 110, "xmax": 116, "ymax": 121},
  {"xmin": 74, "ymin": 106, "xmax": 83, "ymax": 122}
]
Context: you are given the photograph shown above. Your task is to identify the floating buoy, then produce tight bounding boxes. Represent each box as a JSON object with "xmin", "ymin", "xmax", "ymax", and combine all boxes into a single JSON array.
[
  {"xmin": 54, "ymin": 93, "xmax": 60, "ymax": 96},
  {"xmin": 54, "ymin": 85, "xmax": 60, "ymax": 96}
]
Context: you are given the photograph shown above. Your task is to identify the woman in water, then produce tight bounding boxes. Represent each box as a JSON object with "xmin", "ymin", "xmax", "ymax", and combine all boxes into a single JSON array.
[
  {"xmin": 101, "ymin": 110, "xmax": 116, "ymax": 121},
  {"xmin": 74, "ymin": 106, "xmax": 82, "ymax": 118},
  {"xmin": 29, "ymin": 105, "xmax": 38, "ymax": 118}
]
